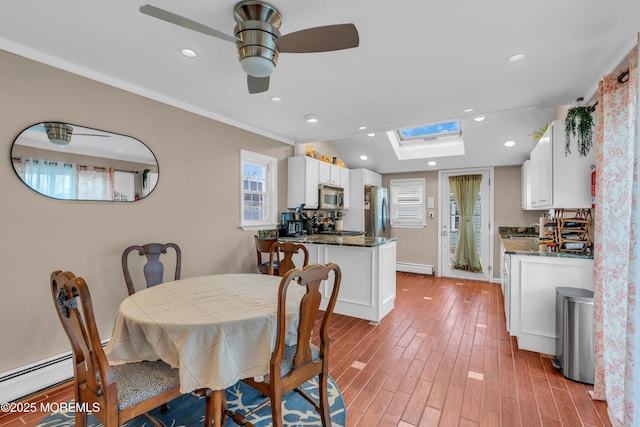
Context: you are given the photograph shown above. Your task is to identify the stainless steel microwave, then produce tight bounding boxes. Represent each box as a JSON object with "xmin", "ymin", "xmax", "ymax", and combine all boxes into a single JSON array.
[{"xmin": 319, "ymin": 185, "xmax": 344, "ymax": 209}]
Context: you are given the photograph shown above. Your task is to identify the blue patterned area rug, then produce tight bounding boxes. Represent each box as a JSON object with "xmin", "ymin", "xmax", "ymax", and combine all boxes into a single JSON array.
[{"xmin": 36, "ymin": 376, "xmax": 346, "ymax": 426}]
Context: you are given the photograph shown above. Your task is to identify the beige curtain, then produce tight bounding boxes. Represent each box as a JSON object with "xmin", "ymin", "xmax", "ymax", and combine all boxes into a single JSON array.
[{"xmin": 449, "ymin": 174, "xmax": 482, "ymax": 272}]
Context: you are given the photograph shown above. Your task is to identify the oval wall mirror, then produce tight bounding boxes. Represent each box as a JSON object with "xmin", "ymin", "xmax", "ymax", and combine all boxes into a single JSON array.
[{"xmin": 10, "ymin": 122, "xmax": 159, "ymax": 201}]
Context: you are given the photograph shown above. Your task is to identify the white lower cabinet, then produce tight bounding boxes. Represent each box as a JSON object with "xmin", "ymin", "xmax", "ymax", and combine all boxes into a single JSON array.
[
  {"xmin": 501, "ymin": 246, "xmax": 511, "ymax": 333},
  {"xmin": 296, "ymin": 241, "xmax": 396, "ymax": 323},
  {"xmin": 506, "ymin": 254, "xmax": 594, "ymax": 354}
]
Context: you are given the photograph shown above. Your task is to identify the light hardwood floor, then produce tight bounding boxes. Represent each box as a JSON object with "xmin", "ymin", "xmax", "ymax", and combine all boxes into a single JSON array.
[{"xmin": 1, "ymin": 272, "xmax": 610, "ymax": 427}]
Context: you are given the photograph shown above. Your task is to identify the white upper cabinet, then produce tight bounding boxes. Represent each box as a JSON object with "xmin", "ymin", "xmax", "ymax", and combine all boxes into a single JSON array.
[
  {"xmin": 287, "ymin": 156, "xmax": 319, "ymax": 209},
  {"xmin": 526, "ymin": 120, "xmax": 595, "ymax": 209},
  {"xmin": 364, "ymin": 169, "xmax": 382, "ymax": 186},
  {"xmin": 288, "ymin": 156, "xmax": 350, "ymax": 209},
  {"xmin": 521, "ymin": 161, "xmax": 531, "ymax": 210},
  {"xmin": 318, "ymin": 161, "xmax": 343, "ymax": 186}
]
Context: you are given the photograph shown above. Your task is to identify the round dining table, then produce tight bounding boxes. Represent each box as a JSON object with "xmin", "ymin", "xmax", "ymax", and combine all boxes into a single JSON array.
[{"xmin": 105, "ymin": 273, "xmax": 304, "ymax": 426}]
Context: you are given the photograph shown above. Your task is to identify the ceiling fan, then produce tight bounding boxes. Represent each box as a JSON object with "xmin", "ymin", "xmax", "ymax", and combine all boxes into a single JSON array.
[
  {"xmin": 32, "ymin": 123, "xmax": 111, "ymax": 146},
  {"xmin": 139, "ymin": 1, "xmax": 359, "ymax": 94}
]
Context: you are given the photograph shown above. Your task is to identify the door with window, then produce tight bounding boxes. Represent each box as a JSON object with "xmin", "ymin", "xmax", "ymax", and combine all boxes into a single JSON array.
[{"xmin": 438, "ymin": 168, "xmax": 493, "ymax": 281}]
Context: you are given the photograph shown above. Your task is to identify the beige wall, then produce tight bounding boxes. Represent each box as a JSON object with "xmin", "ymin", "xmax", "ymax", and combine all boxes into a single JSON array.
[
  {"xmin": 0, "ymin": 50, "xmax": 293, "ymax": 373},
  {"xmin": 493, "ymin": 166, "xmax": 547, "ymax": 276},
  {"xmin": 382, "ymin": 170, "xmax": 440, "ymax": 267},
  {"xmin": 383, "ymin": 166, "xmax": 544, "ymax": 280},
  {"xmin": 0, "ymin": 49, "xmax": 543, "ymax": 378}
]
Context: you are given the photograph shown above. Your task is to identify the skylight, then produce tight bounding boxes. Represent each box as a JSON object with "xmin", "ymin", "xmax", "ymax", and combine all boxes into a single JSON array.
[
  {"xmin": 387, "ymin": 120, "xmax": 465, "ymax": 160},
  {"xmin": 397, "ymin": 120, "xmax": 461, "ymax": 142}
]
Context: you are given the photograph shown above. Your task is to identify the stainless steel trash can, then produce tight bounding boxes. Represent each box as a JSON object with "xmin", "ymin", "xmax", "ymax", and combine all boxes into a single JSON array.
[{"xmin": 553, "ymin": 287, "xmax": 594, "ymax": 384}]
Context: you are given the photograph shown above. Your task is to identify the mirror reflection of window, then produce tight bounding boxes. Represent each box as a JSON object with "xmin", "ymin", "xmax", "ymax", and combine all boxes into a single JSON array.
[
  {"xmin": 11, "ymin": 122, "xmax": 159, "ymax": 201},
  {"xmin": 18, "ymin": 158, "xmax": 77, "ymax": 199},
  {"xmin": 77, "ymin": 166, "xmax": 114, "ymax": 200}
]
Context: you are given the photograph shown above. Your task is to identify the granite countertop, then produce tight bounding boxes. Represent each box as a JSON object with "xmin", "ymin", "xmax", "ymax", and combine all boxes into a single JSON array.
[
  {"xmin": 279, "ymin": 234, "xmax": 397, "ymax": 248},
  {"xmin": 499, "ymin": 227, "xmax": 593, "ymax": 259}
]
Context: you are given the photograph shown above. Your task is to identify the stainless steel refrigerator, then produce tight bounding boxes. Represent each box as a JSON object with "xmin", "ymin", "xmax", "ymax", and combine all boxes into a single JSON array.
[{"xmin": 364, "ymin": 186, "xmax": 390, "ymax": 238}]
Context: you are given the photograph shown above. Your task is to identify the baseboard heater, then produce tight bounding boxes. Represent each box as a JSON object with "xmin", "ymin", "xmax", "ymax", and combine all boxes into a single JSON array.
[
  {"xmin": 0, "ymin": 339, "xmax": 108, "ymax": 404},
  {"xmin": 396, "ymin": 262, "xmax": 435, "ymax": 276}
]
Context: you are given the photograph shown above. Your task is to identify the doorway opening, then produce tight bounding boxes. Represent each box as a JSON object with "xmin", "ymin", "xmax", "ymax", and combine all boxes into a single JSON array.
[{"xmin": 438, "ymin": 168, "xmax": 493, "ymax": 281}]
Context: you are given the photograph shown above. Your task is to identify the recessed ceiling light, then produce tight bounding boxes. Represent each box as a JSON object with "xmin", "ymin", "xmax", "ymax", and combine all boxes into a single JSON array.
[
  {"xmin": 358, "ymin": 126, "xmax": 367, "ymax": 130},
  {"xmin": 303, "ymin": 114, "xmax": 318, "ymax": 124},
  {"xmin": 507, "ymin": 53, "xmax": 525, "ymax": 63},
  {"xmin": 367, "ymin": 133, "xmax": 376, "ymax": 137},
  {"xmin": 463, "ymin": 108, "xmax": 474, "ymax": 113},
  {"xmin": 428, "ymin": 161, "xmax": 437, "ymax": 166},
  {"xmin": 504, "ymin": 140, "xmax": 516, "ymax": 147},
  {"xmin": 473, "ymin": 116, "xmax": 486, "ymax": 122},
  {"xmin": 181, "ymin": 48, "xmax": 198, "ymax": 58},
  {"xmin": 360, "ymin": 155, "xmax": 368, "ymax": 160},
  {"xmin": 269, "ymin": 96, "xmax": 282, "ymax": 102}
]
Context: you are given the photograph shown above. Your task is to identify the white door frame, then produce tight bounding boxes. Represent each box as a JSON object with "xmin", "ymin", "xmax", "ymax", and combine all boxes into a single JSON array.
[{"xmin": 437, "ymin": 167, "xmax": 494, "ymax": 281}]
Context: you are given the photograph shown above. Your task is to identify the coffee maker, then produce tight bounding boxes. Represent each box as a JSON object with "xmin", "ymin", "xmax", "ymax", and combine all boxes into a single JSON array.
[{"xmin": 280, "ymin": 212, "xmax": 303, "ymax": 236}]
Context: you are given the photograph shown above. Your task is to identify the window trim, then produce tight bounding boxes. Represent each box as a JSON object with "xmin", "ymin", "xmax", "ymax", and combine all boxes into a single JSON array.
[
  {"xmin": 390, "ymin": 178, "xmax": 426, "ymax": 228},
  {"xmin": 240, "ymin": 150, "xmax": 278, "ymax": 231}
]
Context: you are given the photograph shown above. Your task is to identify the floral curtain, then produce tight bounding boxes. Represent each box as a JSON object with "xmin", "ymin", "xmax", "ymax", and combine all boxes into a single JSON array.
[
  {"xmin": 77, "ymin": 166, "xmax": 114, "ymax": 200},
  {"xmin": 591, "ymin": 34, "xmax": 639, "ymax": 426},
  {"xmin": 449, "ymin": 174, "xmax": 482, "ymax": 272}
]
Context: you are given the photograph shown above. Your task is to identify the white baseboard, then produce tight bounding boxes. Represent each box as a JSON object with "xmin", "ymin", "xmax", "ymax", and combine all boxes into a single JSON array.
[
  {"xmin": 396, "ymin": 262, "xmax": 435, "ymax": 276},
  {"xmin": 0, "ymin": 352, "xmax": 73, "ymax": 403},
  {"xmin": 0, "ymin": 339, "xmax": 109, "ymax": 403}
]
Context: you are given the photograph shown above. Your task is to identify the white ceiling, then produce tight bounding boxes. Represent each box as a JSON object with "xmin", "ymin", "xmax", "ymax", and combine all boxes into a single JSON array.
[
  {"xmin": 15, "ymin": 124, "xmax": 158, "ymax": 165},
  {"xmin": 1, "ymin": 0, "xmax": 638, "ymax": 173}
]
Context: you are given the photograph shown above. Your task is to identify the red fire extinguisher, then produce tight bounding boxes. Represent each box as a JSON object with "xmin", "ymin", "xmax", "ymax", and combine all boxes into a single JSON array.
[{"xmin": 591, "ymin": 168, "xmax": 596, "ymax": 209}]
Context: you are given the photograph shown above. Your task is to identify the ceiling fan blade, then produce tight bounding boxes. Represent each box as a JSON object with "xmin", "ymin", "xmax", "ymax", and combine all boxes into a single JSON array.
[
  {"xmin": 139, "ymin": 4, "xmax": 240, "ymax": 44},
  {"xmin": 276, "ymin": 23, "xmax": 359, "ymax": 53},
  {"xmin": 248, "ymin": 75, "xmax": 269, "ymax": 94}
]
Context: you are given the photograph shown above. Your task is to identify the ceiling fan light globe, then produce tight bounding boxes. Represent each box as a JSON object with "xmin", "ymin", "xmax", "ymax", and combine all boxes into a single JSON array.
[{"xmin": 241, "ymin": 56, "xmax": 275, "ymax": 77}]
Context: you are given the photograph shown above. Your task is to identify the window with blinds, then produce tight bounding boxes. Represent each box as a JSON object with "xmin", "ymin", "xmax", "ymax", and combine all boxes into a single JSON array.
[{"xmin": 390, "ymin": 178, "xmax": 426, "ymax": 228}]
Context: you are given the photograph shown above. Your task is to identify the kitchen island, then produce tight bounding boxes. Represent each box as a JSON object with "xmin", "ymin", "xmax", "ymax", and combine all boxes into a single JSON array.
[
  {"xmin": 280, "ymin": 234, "xmax": 397, "ymax": 323},
  {"xmin": 499, "ymin": 227, "xmax": 594, "ymax": 355}
]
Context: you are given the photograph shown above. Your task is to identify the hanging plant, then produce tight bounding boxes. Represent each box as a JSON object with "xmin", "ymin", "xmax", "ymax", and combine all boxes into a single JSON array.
[
  {"xmin": 565, "ymin": 106, "xmax": 594, "ymax": 156},
  {"xmin": 143, "ymin": 168, "xmax": 150, "ymax": 188}
]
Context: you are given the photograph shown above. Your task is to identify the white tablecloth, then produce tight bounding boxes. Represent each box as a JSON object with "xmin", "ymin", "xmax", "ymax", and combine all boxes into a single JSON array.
[{"xmin": 105, "ymin": 273, "xmax": 303, "ymax": 393}]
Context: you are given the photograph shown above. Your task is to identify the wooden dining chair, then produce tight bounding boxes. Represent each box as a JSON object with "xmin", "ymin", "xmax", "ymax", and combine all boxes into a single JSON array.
[
  {"xmin": 255, "ymin": 236, "xmax": 278, "ymax": 275},
  {"xmin": 122, "ymin": 243, "xmax": 181, "ymax": 295},
  {"xmin": 267, "ymin": 241, "xmax": 309, "ymax": 276},
  {"xmin": 226, "ymin": 263, "xmax": 342, "ymax": 427},
  {"xmin": 50, "ymin": 270, "xmax": 185, "ymax": 427}
]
